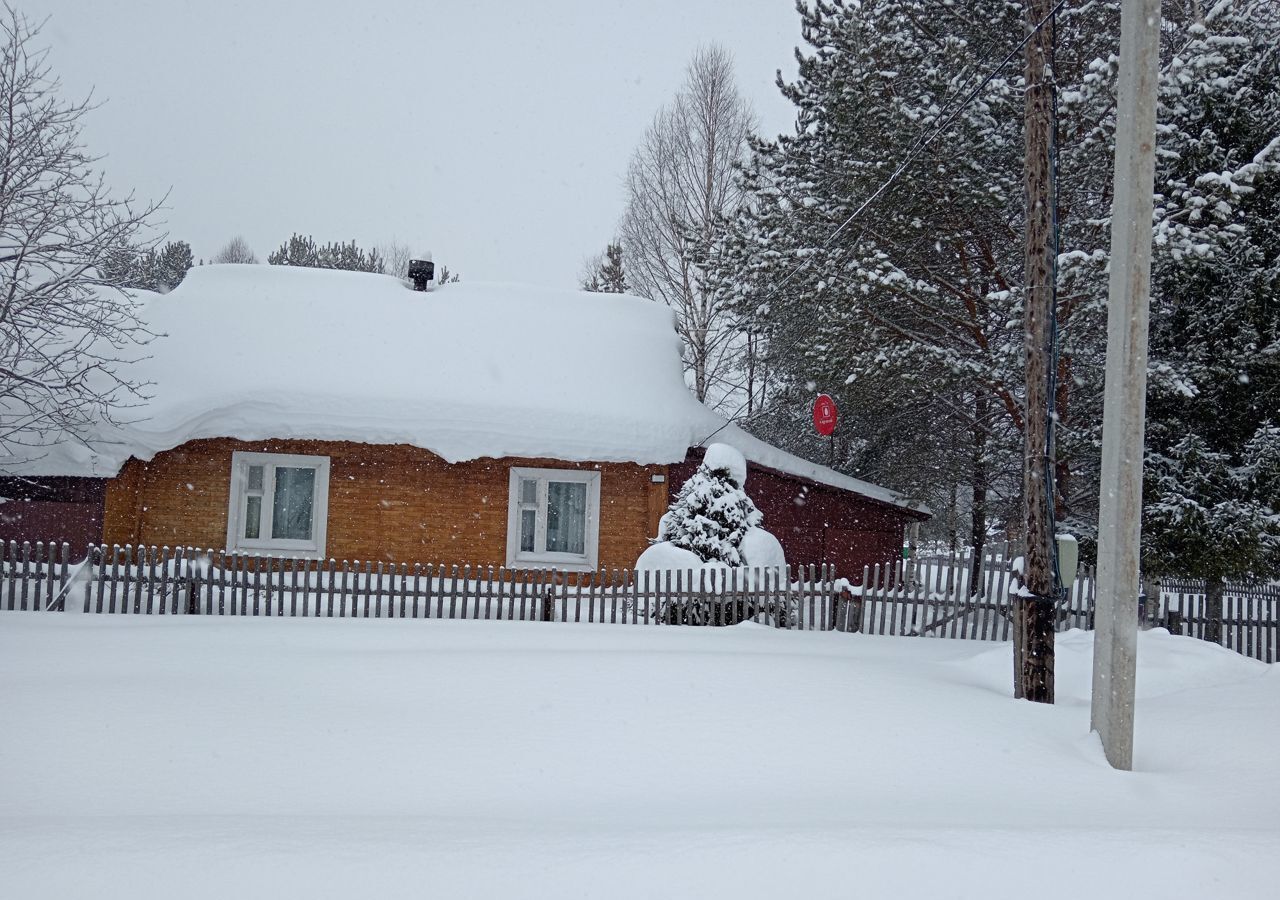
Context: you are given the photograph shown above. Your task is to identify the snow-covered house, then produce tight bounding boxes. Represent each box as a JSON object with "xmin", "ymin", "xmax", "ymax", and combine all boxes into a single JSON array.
[{"xmin": 0, "ymin": 265, "xmax": 927, "ymax": 575}]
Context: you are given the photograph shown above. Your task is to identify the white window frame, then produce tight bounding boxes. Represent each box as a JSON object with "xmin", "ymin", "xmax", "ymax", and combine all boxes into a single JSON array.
[
  {"xmin": 506, "ymin": 467, "xmax": 601, "ymax": 571},
  {"xmin": 226, "ymin": 451, "xmax": 331, "ymax": 557}
]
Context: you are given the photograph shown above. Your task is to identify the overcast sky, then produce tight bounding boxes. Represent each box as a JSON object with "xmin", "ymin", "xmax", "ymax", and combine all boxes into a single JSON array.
[{"xmin": 26, "ymin": 0, "xmax": 803, "ymax": 288}]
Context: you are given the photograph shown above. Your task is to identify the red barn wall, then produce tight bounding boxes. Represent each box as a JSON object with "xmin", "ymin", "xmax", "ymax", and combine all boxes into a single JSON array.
[
  {"xmin": 668, "ymin": 452, "xmax": 920, "ymax": 583},
  {"xmin": 0, "ymin": 478, "xmax": 106, "ymax": 550}
]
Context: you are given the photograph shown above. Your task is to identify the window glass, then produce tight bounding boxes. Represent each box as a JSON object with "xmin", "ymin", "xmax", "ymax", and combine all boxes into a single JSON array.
[
  {"xmin": 546, "ymin": 481, "xmax": 587, "ymax": 554},
  {"xmin": 271, "ymin": 466, "xmax": 316, "ymax": 540},
  {"xmin": 520, "ymin": 478, "xmax": 537, "ymax": 505},
  {"xmin": 246, "ymin": 465, "xmax": 264, "ymax": 492},
  {"xmin": 243, "ymin": 495, "xmax": 262, "ymax": 539},
  {"xmin": 520, "ymin": 508, "xmax": 536, "ymax": 553}
]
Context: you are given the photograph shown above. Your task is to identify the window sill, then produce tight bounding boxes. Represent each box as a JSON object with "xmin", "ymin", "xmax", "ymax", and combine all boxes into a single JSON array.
[
  {"xmin": 226, "ymin": 543, "xmax": 326, "ymax": 560},
  {"xmin": 506, "ymin": 555, "xmax": 597, "ymax": 573}
]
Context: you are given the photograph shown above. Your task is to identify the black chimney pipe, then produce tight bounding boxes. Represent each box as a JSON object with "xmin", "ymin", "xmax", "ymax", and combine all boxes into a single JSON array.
[{"xmin": 408, "ymin": 258, "xmax": 435, "ymax": 291}]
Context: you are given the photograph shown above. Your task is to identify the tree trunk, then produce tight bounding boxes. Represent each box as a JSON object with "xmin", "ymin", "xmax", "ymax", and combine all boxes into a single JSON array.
[
  {"xmin": 1203, "ymin": 576, "xmax": 1224, "ymax": 645},
  {"xmin": 947, "ymin": 484, "xmax": 959, "ymax": 593},
  {"xmin": 1015, "ymin": 0, "xmax": 1057, "ymax": 704},
  {"xmin": 1014, "ymin": 594, "xmax": 1056, "ymax": 702},
  {"xmin": 969, "ymin": 393, "xmax": 989, "ymax": 596}
]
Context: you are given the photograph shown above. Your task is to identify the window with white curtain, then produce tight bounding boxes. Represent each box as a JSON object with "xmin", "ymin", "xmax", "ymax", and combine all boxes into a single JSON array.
[
  {"xmin": 226, "ymin": 451, "xmax": 330, "ymax": 556},
  {"xmin": 506, "ymin": 467, "xmax": 601, "ymax": 570}
]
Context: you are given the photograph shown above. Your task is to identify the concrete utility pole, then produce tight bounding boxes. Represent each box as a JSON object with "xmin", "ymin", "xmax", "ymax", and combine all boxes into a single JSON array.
[
  {"xmin": 1015, "ymin": 0, "xmax": 1057, "ymax": 704},
  {"xmin": 1091, "ymin": 0, "xmax": 1161, "ymax": 771}
]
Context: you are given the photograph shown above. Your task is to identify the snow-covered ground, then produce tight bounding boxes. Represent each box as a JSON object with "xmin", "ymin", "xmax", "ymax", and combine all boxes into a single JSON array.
[{"xmin": 1, "ymin": 615, "xmax": 1275, "ymax": 898}]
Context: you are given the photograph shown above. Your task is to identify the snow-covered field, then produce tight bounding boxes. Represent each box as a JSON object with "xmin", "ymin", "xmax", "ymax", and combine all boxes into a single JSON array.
[{"xmin": 1, "ymin": 615, "xmax": 1275, "ymax": 899}]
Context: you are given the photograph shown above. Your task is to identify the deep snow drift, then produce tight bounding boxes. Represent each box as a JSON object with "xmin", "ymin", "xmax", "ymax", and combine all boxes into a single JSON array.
[{"xmin": 0, "ymin": 616, "xmax": 1275, "ymax": 898}]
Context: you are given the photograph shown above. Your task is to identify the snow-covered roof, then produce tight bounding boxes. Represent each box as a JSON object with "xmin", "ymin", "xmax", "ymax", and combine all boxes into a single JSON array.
[{"xmin": 5, "ymin": 265, "xmax": 925, "ymax": 513}]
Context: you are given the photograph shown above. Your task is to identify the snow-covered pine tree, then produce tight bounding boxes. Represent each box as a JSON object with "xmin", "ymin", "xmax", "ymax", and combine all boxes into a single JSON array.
[
  {"xmin": 601, "ymin": 244, "xmax": 627, "ymax": 293},
  {"xmin": 659, "ymin": 452, "xmax": 763, "ymax": 566},
  {"xmin": 268, "ymin": 235, "xmax": 384, "ymax": 272},
  {"xmin": 703, "ymin": 0, "xmax": 1032, "ymax": 570},
  {"xmin": 319, "ymin": 239, "xmax": 384, "ymax": 273},
  {"xmin": 268, "ymin": 233, "xmax": 320, "ymax": 267},
  {"xmin": 152, "ymin": 240, "xmax": 193, "ymax": 290},
  {"xmin": 1139, "ymin": 0, "xmax": 1280, "ymax": 638},
  {"xmin": 98, "ymin": 239, "xmax": 193, "ymax": 291},
  {"xmin": 580, "ymin": 243, "xmax": 628, "ymax": 293},
  {"xmin": 702, "ymin": 0, "xmax": 1280, "ymax": 589}
]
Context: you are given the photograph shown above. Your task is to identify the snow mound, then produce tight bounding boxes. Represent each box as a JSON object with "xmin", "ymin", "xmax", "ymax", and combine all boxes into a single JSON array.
[
  {"xmin": 739, "ymin": 527, "xmax": 786, "ymax": 569},
  {"xmin": 702, "ymin": 442, "xmax": 747, "ymax": 487},
  {"xmin": 635, "ymin": 542, "xmax": 702, "ymax": 572}
]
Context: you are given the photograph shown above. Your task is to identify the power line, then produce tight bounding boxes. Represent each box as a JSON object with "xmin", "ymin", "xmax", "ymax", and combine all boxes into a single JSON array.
[{"xmin": 696, "ymin": 0, "xmax": 1071, "ymax": 448}]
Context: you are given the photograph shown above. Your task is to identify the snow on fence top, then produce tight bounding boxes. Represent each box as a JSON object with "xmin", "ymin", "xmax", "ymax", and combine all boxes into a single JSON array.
[{"xmin": 7, "ymin": 264, "xmax": 921, "ymax": 511}]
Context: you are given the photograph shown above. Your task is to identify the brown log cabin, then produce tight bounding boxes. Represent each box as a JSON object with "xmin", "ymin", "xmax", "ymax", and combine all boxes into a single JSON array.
[{"xmin": 0, "ymin": 266, "xmax": 928, "ymax": 576}]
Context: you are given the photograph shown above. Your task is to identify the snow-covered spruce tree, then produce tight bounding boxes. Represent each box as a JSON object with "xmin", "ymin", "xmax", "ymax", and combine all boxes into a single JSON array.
[
  {"xmin": 0, "ymin": 6, "xmax": 158, "ymax": 461},
  {"xmin": 1139, "ymin": 0, "xmax": 1280, "ymax": 639},
  {"xmin": 659, "ymin": 450, "xmax": 762, "ymax": 566}
]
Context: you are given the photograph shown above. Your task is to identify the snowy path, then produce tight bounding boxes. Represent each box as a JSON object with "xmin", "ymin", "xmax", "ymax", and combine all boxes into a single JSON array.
[{"xmin": 1, "ymin": 615, "xmax": 1276, "ymax": 898}]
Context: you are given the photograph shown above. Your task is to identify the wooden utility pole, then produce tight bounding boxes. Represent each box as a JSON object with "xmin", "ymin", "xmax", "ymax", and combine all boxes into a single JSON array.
[
  {"xmin": 1091, "ymin": 0, "xmax": 1161, "ymax": 771},
  {"xmin": 1015, "ymin": 0, "xmax": 1057, "ymax": 704}
]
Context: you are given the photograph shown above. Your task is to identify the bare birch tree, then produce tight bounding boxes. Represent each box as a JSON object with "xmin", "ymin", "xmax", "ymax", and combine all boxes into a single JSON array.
[
  {"xmin": 0, "ymin": 5, "xmax": 159, "ymax": 462},
  {"xmin": 212, "ymin": 236, "xmax": 258, "ymax": 264},
  {"xmin": 619, "ymin": 45, "xmax": 755, "ymax": 406},
  {"xmin": 377, "ymin": 240, "xmax": 413, "ymax": 280}
]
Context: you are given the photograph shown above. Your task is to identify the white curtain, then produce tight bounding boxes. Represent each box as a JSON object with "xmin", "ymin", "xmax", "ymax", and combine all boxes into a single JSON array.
[
  {"xmin": 271, "ymin": 467, "xmax": 316, "ymax": 540},
  {"xmin": 546, "ymin": 481, "xmax": 586, "ymax": 554}
]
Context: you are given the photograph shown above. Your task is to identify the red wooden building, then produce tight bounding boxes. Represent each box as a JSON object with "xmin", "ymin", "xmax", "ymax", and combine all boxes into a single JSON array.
[{"xmin": 670, "ymin": 450, "xmax": 924, "ymax": 578}]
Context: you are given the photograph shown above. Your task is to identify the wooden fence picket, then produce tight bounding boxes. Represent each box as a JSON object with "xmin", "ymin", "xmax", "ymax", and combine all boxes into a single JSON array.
[{"xmin": 6, "ymin": 541, "xmax": 1276, "ymax": 662}]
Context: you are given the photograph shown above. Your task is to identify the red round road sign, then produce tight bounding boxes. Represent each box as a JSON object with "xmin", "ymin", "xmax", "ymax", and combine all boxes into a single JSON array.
[{"xmin": 813, "ymin": 393, "xmax": 838, "ymax": 436}]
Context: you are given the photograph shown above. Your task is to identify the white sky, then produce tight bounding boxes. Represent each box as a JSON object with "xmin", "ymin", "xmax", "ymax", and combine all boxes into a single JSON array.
[{"xmin": 27, "ymin": 0, "xmax": 802, "ymax": 288}]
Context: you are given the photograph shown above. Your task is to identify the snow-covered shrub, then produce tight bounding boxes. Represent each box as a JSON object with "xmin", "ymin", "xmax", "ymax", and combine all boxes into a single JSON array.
[
  {"xmin": 658, "ymin": 443, "xmax": 763, "ymax": 565},
  {"xmin": 638, "ymin": 444, "xmax": 792, "ymax": 625}
]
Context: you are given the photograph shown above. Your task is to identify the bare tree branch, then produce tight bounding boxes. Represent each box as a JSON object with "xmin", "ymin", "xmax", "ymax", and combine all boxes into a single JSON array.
[
  {"xmin": 0, "ymin": 3, "xmax": 158, "ymax": 469},
  {"xmin": 619, "ymin": 44, "xmax": 756, "ymax": 408}
]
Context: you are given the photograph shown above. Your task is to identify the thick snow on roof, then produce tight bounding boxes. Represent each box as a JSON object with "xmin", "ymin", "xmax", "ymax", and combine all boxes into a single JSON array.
[{"xmin": 8, "ymin": 265, "xmax": 923, "ymax": 512}]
